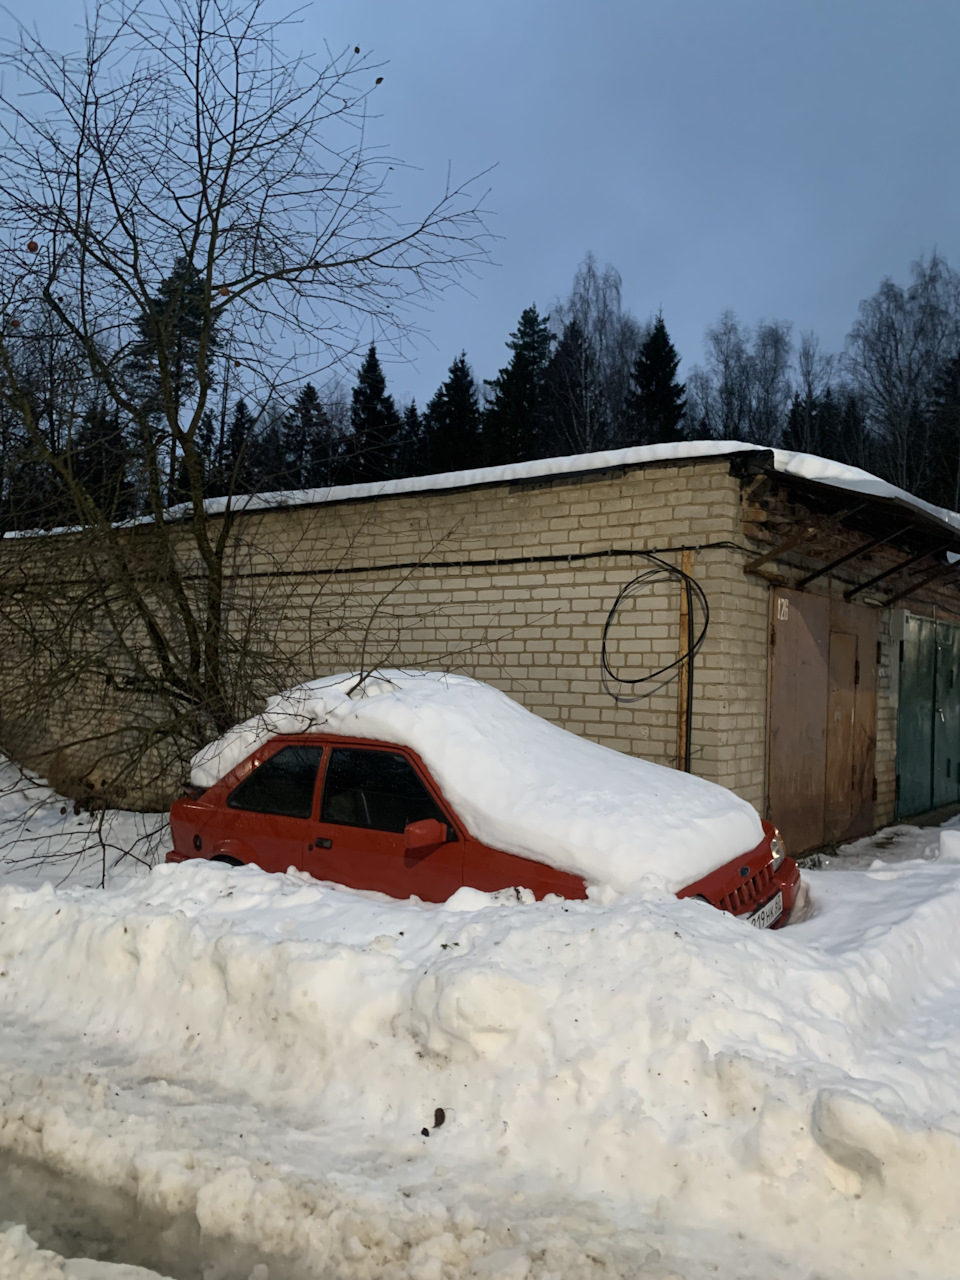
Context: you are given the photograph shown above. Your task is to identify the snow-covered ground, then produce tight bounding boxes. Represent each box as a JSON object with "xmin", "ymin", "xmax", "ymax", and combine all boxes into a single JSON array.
[{"xmin": 1, "ymin": 761, "xmax": 959, "ymax": 1279}]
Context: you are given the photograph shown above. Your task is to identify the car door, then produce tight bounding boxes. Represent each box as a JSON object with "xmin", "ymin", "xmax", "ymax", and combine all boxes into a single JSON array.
[
  {"xmin": 304, "ymin": 743, "xmax": 463, "ymax": 901},
  {"xmin": 215, "ymin": 742, "xmax": 324, "ymax": 873}
]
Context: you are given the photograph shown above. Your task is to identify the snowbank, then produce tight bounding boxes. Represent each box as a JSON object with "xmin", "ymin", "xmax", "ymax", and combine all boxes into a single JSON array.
[
  {"xmin": 0, "ymin": 1223, "xmax": 172, "ymax": 1279},
  {"xmin": 0, "ymin": 755, "xmax": 165, "ymax": 889},
  {"xmin": 1, "ymin": 832, "xmax": 960, "ymax": 1277},
  {"xmin": 3, "ymin": 762, "xmax": 960, "ymax": 1278},
  {"xmin": 190, "ymin": 669, "xmax": 764, "ymax": 893}
]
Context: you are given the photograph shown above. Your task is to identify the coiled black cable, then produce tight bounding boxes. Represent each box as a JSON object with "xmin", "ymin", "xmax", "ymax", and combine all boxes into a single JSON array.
[{"xmin": 600, "ymin": 552, "xmax": 709, "ymax": 706}]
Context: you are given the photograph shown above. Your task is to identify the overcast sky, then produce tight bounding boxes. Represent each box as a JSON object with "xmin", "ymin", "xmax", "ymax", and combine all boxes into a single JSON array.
[{"xmin": 21, "ymin": 0, "xmax": 960, "ymax": 406}]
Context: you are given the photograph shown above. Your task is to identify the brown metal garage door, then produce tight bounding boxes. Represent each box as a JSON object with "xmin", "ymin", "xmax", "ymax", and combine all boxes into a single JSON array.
[{"xmin": 767, "ymin": 589, "xmax": 877, "ymax": 853}]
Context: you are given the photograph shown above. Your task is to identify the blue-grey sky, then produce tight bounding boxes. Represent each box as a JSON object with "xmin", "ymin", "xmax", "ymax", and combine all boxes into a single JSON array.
[{"xmin": 19, "ymin": 0, "xmax": 960, "ymax": 405}]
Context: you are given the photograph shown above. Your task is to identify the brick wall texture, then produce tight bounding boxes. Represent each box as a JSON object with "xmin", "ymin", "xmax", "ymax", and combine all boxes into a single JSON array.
[
  {"xmin": 212, "ymin": 458, "xmax": 771, "ymax": 808},
  {"xmin": 3, "ymin": 451, "xmax": 956, "ymax": 836}
]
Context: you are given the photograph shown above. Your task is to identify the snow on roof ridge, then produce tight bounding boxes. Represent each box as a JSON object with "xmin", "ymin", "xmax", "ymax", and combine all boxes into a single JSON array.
[{"xmin": 7, "ymin": 439, "xmax": 960, "ymax": 540}]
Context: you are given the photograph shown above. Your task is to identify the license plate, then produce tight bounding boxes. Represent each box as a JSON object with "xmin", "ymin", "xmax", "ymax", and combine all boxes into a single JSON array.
[{"xmin": 748, "ymin": 890, "xmax": 783, "ymax": 930}]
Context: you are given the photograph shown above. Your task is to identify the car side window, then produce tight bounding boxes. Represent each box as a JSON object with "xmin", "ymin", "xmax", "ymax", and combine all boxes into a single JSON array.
[
  {"xmin": 227, "ymin": 745, "xmax": 323, "ymax": 819},
  {"xmin": 321, "ymin": 748, "xmax": 446, "ymax": 833}
]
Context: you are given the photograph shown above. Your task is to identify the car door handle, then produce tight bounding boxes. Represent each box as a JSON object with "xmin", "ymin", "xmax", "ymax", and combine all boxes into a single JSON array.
[{"xmin": 315, "ymin": 837, "xmax": 333, "ymax": 848}]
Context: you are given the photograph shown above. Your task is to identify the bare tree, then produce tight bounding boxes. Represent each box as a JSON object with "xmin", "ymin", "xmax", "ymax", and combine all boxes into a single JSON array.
[
  {"xmin": 788, "ymin": 331, "xmax": 835, "ymax": 454},
  {"xmin": 0, "ymin": 0, "xmax": 489, "ymax": 802},
  {"xmin": 750, "ymin": 320, "xmax": 793, "ymax": 445},
  {"xmin": 549, "ymin": 254, "xmax": 645, "ymax": 452},
  {"xmin": 844, "ymin": 254, "xmax": 960, "ymax": 493},
  {"xmin": 686, "ymin": 311, "xmax": 792, "ymax": 445}
]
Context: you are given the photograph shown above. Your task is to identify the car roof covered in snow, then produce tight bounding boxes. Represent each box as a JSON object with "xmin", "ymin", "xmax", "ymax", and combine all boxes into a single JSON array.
[{"xmin": 190, "ymin": 670, "xmax": 765, "ymax": 894}]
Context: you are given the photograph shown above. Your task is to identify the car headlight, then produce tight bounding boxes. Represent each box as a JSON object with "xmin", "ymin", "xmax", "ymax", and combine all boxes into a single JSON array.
[{"xmin": 770, "ymin": 829, "xmax": 786, "ymax": 872}]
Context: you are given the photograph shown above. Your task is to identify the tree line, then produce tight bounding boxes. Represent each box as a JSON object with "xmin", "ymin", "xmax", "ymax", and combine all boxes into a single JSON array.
[{"xmin": 5, "ymin": 249, "xmax": 960, "ymax": 530}]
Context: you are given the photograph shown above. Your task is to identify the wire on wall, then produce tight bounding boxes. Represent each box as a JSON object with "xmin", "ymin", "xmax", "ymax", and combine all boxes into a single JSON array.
[{"xmin": 600, "ymin": 552, "xmax": 709, "ymax": 770}]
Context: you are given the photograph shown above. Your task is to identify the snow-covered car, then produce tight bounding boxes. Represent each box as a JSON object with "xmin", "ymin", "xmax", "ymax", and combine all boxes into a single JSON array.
[{"xmin": 166, "ymin": 671, "xmax": 801, "ymax": 925}]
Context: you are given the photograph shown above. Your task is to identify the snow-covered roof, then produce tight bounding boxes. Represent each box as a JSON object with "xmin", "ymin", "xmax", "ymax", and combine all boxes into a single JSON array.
[
  {"xmin": 7, "ymin": 439, "xmax": 960, "ymax": 543},
  {"xmin": 190, "ymin": 669, "xmax": 765, "ymax": 894},
  {"xmin": 175, "ymin": 439, "xmax": 960, "ymax": 539}
]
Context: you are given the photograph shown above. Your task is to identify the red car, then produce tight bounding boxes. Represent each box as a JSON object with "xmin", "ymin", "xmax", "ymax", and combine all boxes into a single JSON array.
[{"xmin": 167, "ymin": 675, "xmax": 801, "ymax": 927}]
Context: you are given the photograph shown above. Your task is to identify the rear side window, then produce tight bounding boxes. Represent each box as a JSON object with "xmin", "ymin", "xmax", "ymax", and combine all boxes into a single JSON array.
[
  {"xmin": 227, "ymin": 745, "xmax": 323, "ymax": 818},
  {"xmin": 321, "ymin": 748, "xmax": 445, "ymax": 833}
]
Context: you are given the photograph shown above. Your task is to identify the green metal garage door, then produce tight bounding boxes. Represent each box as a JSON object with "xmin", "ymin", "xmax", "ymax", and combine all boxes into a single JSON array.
[{"xmin": 897, "ymin": 615, "xmax": 960, "ymax": 817}]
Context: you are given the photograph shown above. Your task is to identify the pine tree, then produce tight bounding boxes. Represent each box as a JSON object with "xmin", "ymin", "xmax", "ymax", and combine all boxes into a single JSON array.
[
  {"xmin": 392, "ymin": 401, "xmax": 424, "ymax": 478},
  {"xmin": 127, "ymin": 256, "xmax": 218, "ymax": 500},
  {"xmin": 223, "ymin": 399, "xmax": 256, "ymax": 493},
  {"xmin": 620, "ymin": 312, "xmax": 686, "ymax": 446},
  {"xmin": 195, "ymin": 409, "xmax": 224, "ymax": 497},
  {"xmin": 248, "ymin": 412, "xmax": 285, "ymax": 493},
  {"xmin": 345, "ymin": 346, "xmax": 403, "ymax": 483},
  {"xmin": 281, "ymin": 383, "xmax": 337, "ymax": 488},
  {"xmin": 421, "ymin": 352, "xmax": 483, "ymax": 474},
  {"xmin": 73, "ymin": 404, "xmax": 131, "ymax": 518},
  {"xmin": 483, "ymin": 306, "xmax": 554, "ymax": 465}
]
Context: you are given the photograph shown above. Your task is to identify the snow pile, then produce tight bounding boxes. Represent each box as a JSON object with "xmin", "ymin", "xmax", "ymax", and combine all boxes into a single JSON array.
[
  {"xmin": 1, "ymin": 835, "xmax": 960, "ymax": 1277},
  {"xmin": 190, "ymin": 669, "xmax": 764, "ymax": 893},
  {"xmin": 0, "ymin": 1223, "xmax": 172, "ymax": 1279},
  {"xmin": 0, "ymin": 755, "xmax": 165, "ymax": 888}
]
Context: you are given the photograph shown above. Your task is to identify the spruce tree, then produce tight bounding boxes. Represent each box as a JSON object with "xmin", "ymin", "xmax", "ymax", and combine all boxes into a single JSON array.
[
  {"xmin": 248, "ymin": 411, "xmax": 285, "ymax": 493},
  {"xmin": 195, "ymin": 409, "xmax": 224, "ymax": 497},
  {"xmin": 127, "ymin": 256, "xmax": 218, "ymax": 499},
  {"xmin": 393, "ymin": 401, "xmax": 423, "ymax": 478},
  {"xmin": 483, "ymin": 306, "xmax": 554, "ymax": 465},
  {"xmin": 282, "ymin": 383, "xmax": 337, "ymax": 488},
  {"xmin": 421, "ymin": 352, "xmax": 483, "ymax": 474},
  {"xmin": 223, "ymin": 398, "xmax": 256, "ymax": 493},
  {"xmin": 73, "ymin": 404, "xmax": 131, "ymax": 518},
  {"xmin": 345, "ymin": 345, "xmax": 403, "ymax": 483},
  {"xmin": 621, "ymin": 312, "xmax": 686, "ymax": 446}
]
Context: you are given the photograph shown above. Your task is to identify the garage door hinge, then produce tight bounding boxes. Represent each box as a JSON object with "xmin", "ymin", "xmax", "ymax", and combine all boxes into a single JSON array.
[{"xmin": 855, "ymin": 658, "xmax": 860, "ymax": 685}]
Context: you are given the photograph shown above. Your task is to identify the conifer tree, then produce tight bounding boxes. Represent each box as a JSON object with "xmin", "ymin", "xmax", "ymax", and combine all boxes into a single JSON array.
[
  {"xmin": 73, "ymin": 404, "xmax": 131, "ymax": 518},
  {"xmin": 223, "ymin": 398, "xmax": 256, "ymax": 493},
  {"xmin": 127, "ymin": 256, "xmax": 218, "ymax": 499},
  {"xmin": 621, "ymin": 312, "xmax": 686, "ymax": 446},
  {"xmin": 393, "ymin": 401, "xmax": 423, "ymax": 478},
  {"xmin": 483, "ymin": 307, "xmax": 554, "ymax": 465},
  {"xmin": 195, "ymin": 409, "xmax": 223, "ymax": 497},
  {"xmin": 248, "ymin": 409, "xmax": 285, "ymax": 492},
  {"xmin": 345, "ymin": 346, "xmax": 403, "ymax": 483},
  {"xmin": 421, "ymin": 352, "xmax": 483, "ymax": 474},
  {"xmin": 281, "ymin": 383, "xmax": 337, "ymax": 488}
]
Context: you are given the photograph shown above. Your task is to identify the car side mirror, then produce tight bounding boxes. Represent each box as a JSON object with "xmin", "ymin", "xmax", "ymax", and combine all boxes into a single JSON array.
[{"xmin": 404, "ymin": 817, "xmax": 450, "ymax": 855}]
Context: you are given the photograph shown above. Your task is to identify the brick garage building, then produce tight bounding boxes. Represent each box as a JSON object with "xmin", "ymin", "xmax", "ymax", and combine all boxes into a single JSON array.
[{"xmin": 5, "ymin": 440, "xmax": 960, "ymax": 852}]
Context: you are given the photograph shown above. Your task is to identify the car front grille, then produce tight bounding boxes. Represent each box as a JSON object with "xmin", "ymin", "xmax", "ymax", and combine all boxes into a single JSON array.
[{"xmin": 718, "ymin": 862, "xmax": 775, "ymax": 915}]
